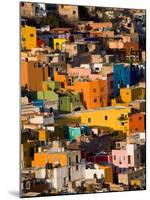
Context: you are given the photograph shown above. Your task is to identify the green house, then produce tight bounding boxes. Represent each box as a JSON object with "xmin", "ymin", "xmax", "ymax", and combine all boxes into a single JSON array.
[
  {"xmin": 37, "ymin": 90, "xmax": 59, "ymax": 101},
  {"xmin": 59, "ymin": 92, "xmax": 83, "ymax": 113},
  {"xmin": 42, "ymin": 80, "xmax": 61, "ymax": 90}
]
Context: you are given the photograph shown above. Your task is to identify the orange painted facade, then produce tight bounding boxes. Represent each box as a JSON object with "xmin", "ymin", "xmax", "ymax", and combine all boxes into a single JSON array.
[
  {"xmin": 124, "ymin": 41, "xmax": 139, "ymax": 55},
  {"xmin": 32, "ymin": 152, "xmax": 68, "ymax": 167},
  {"xmin": 129, "ymin": 113, "xmax": 145, "ymax": 133},
  {"xmin": 21, "ymin": 61, "xmax": 49, "ymax": 91},
  {"xmin": 67, "ymin": 80, "xmax": 108, "ymax": 109},
  {"xmin": 54, "ymin": 71, "xmax": 67, "ymax": 89}
]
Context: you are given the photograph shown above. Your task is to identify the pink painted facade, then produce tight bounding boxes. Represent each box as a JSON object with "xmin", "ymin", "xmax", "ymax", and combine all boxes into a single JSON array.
[
  {"xmin": 112, "ymin": 144, "xmax": 141, "ymax": 172},
  {"xmin": 112, "ymin": 149, "xmax": 134, "ymax": 168}
]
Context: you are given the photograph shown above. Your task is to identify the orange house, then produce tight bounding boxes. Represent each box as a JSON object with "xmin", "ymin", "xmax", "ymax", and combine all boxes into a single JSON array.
[
  {"xmin": 124, "ymin": 41, "xmax": 139, "ymax": 56},
  {"xmin": 129, "ymin": 113, "xmax": 145, "ymax": 134},
  {"xmin": 21, "ymin": 61, "xmax": 49, "ymax": 91},
  {"xmin": 67, "ymin": 79, "xmax": 108, "ymax": 109},
  {"xmin": 32, "ymin": 152, "xmax": 68, "ymax": 167},
  {"xmin": 54, "ymin": 71, "xmax": 68, "ymax": 89}
]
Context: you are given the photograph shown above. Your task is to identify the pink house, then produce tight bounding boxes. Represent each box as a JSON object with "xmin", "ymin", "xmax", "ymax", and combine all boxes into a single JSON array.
[{"xmin": 112, "ymin": 144, "xmax": 141, "ymax": 173}]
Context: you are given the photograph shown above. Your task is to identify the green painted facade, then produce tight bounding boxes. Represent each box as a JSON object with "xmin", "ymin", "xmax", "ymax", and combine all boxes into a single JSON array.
[
  {"xmin": 37, "ymin": 90, "xmax": 58, "ymax": 101},
  {"xmin": 59, "ymin": 92, "xmax": 83, "ymax": 113},
  {"xmin": 42, "ymin": 80, "xmax": 61, "ymax": 90}
]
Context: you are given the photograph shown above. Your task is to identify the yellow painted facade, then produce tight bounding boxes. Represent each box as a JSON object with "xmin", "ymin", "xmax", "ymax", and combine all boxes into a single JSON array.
[
  {"xmin": 79, "ymin": 106, "xmax": 131, "ymax": 135},
  {"xmin": 130, "ymin": 179, "xmax": 142, "ymax": 187},
  {"xmin": 53, "ymin": 38, "xmax": 67, "ymax": 50},
  {"xmin": 120, "ymin": 87, "xmax": 145, "ymax": 103},
  {"xmin": 39, "ymin": 130, "xmax": 47, "ymax": 141},
  {"xmin": 21, "ymin": 25, "xmax": 37, "ymax": 50}
]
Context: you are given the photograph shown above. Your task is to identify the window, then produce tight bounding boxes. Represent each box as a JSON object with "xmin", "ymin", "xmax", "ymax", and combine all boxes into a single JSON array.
[
  {"xmin": 93, "ymin": 88, "xmax": 97, "ymax": 93},
  {"xmin": 26, "ymin": 181, "xmax": 30, "ymax": 190},
  {"xmin": 105, "ymin": 115, "xmax": 108, "ymax": 120},
  {"xmin": 121, "ymin": 122, "xmax": 124, "ymax": 125},
  {"xmin": 126, "ymin": 92, "xmax": 129, "ymax": 95},
  {"xmin": 110, "ymin": 81, "xmax": 114, "ymax": 89},
  {"xmin": 101, "ymin": 88, "xmax": 104, "ymax": 91},
  {"xmin": 139, "ymin": 116, "xmax": 142, "ymax": 120},
  {"xmin": 128, "ymin": 155, "xmax": 131, "ymax": 164},
  {"xmin": 76, "ymin": 155, "xmax": 78, "ymax": 163},
  {"xmin": 114, "ymin": 155, "xmax": 116, "ymax": 160},
  {"xmin": 30, "ymin": 33, "xmax": 34, "ymax": 37},
  {"xmin": 61, "ymin": 5, "xmax": 64, "ymax": 8},
  {"xmin": 73, "ymin": 10, "xmax": 76, "ymax": 15},
  {"xmin": 88, "ymin": 118, "xmax": 91, "ymax": 123},
  {"xmin": 94, "ymin": 99, "xmax": 97, "ymax": 103},
  {"xmin": 30, "ymin": 147, "xmax": 34, "ymax": 158}
]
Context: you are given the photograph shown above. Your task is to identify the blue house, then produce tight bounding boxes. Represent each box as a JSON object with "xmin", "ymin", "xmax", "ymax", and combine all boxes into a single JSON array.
[
  {"xmin": 113, "ymin": 64, "xmax": 145, "ymax": 97},
  {"xmin": 64, "ymin": 125, "xmax": 90, "ymax": 142},
  {"xmin": 37, "ymin": 32, "xmax": 57, "ymax": 48}
]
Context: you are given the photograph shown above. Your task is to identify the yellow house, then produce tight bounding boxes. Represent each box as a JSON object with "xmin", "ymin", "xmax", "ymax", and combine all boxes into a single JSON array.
[
  {"xmin": 38, "ymin": 129, "xmax": 48, "ymax": 142},
  {"xmin": 21, "ymin": 25, "xmax": 37, "ymax": 50},
  {"xmin": 98, "ymin": 165, "xmax": 113, "ymax": 183},
  {"xmin": 53, "ymin": 38, "xmax": 67, "ymax": 50},
  {"xmin": 79, "ymin": 106, "xmax": 131, "ymax": 135},
  {"xmin": 120, "ymin": 87, "xmax": 145, "ymax": 103}
]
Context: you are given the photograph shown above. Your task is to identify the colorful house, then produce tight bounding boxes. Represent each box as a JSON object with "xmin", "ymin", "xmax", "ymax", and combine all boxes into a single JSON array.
[
  {"xmin": 120, "ymin": 87, "xmax": 145, "ymax": 103},
  {"xmin": 129, "ymin": 113, "xmax": 145, "ymax": 133},
  {"xmin": 21, "ymin": 25, "xmax": 37, "ymax": 50},
  {"xmin": 53, "ymin": 38, "xmax": 68, "ymax": 50},
  {"xmin": 113, "ymin": 64, "xmax": 144, "ymax": 97},
  {"xmin": 64, "ymin": 125, "xmax": 89, "ymax": 141},
  {"xmin": 37, "ymin": 90, "xmax": 58, "ymax": 101},
  {"xmin": 32, "ymin": 142, "xmax": 81, "ymax": 168},
  {"xmin": 85, "ymin": 165, "xmax": 113, "ymax": 183},
  {"xmin": 78, "ymin": 106, "xmax": 131, "ymax": 135},
  {"xmin": 42, "ymin": 80, "xmax": 61, "ymax": 91},
  {"xmin": 112, "ymin": 143, "xmax": 141, "ymax": 173},
  {"xmin": 59, "ymin": 92, "xmax": 83, "ymax": 113},
  {"xmin": 21, "ymin": 61, "xmax": 49, "ymax": 91},
  {"xmin": 67, "ymin": 80, "xmax": 109, "ymax": 109}
]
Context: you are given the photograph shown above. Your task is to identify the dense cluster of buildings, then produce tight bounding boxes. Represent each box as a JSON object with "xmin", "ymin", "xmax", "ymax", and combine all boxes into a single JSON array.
[{"xmin": 20, "ymin": 3, "xmax": 146, "ymax": 197}]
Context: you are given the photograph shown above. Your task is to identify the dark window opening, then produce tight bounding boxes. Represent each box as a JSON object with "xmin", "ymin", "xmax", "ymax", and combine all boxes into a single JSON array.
[
  {"xmin": 128, "ymin": 155, "xmax": 131, "ymax": 164},
  {"xmin": 88, "ymin": 118, "xmax": 91, "ymax": 123}
]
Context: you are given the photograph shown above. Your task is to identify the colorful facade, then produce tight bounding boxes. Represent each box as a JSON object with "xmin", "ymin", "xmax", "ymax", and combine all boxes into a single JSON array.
[
  {"xmin": 79, "ymin": 106, "xmax": 131, "ymax": 135},
  {"xmin": 59, "ymin": 92, "xmax": 83, "ymax": 113},
  {"xmin": 21, "ymin": 25, "xmax": 37, "ymax": 50},
  {"xmin": 129, "ymin": 113, "xmax": 145, "ymax": 133},
  {"xmin": 21, "ymin": 61, "xmax": 49, "ymax": 91}
]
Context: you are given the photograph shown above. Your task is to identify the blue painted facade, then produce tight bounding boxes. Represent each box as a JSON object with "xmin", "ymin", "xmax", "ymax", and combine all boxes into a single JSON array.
[
  {"xmin": 64, "ymin": 125, "xmax": 90, "ymax": 141},
  {"xmin": 37, "ymin": 32, "xmax": 56, "ymax": 47},
  {"xmin": 113, "ymin": 64, "xmax": 144, "ymax": 97}
]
